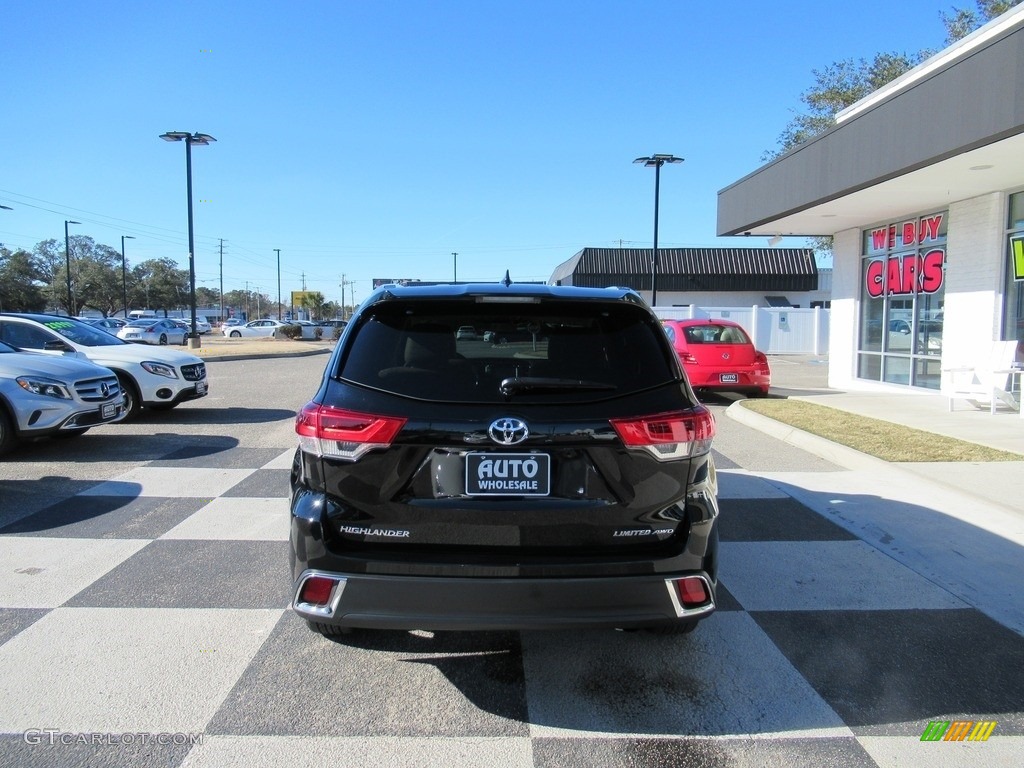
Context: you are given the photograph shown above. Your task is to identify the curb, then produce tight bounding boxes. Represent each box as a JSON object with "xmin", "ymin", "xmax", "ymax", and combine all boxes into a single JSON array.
[
  {"xmin": 726, "ymin": 399, "xmax": 1024, "ymax": 518},
  {"xmin": 725, "ymin": 400, "xmax": 890, "ymax": 472},
  {"xmin": 198, "ymin": 348, "xmax": 332, "ymax": 363}
]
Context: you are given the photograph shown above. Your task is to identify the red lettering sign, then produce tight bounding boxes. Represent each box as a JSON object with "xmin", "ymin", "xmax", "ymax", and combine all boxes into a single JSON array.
[
  {"xmin": 901, "ymin": 221, "xmax": 916, "ymax": 247},
  {"xmin": 871, "ymin": 229, "xmax": 888, "ymax": 251},
  {"xmin": 920, "ymin": 249, "xmax": 944, "ymax": 293},
  {"xmin": 865, "ymin": 260, "xmax": 885, "ymax": 297},
  {"xmin": 864, "ymin": 249, "xmax": 945, "ymax": 297},
  {"xmin": 920, "ymin": 214, "xmax": 942, "ymax": 242}
]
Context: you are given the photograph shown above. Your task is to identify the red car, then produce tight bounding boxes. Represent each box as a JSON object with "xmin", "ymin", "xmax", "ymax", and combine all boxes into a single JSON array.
[{"xmin": 662, "ymin": 319, "xmax": 771, "ymax": 397}]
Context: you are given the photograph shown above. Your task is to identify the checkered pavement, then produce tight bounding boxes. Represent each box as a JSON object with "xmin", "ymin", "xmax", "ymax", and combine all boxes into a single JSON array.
[{"xmin": 0, "ymin": 442, "xmax": 1021, "ymax": 768}]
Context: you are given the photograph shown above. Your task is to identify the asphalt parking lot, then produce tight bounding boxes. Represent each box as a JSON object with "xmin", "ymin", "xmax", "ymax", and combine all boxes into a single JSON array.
[{"xmin": 0, "ymin": 353, "xmax": 1020, "ymax": 767}]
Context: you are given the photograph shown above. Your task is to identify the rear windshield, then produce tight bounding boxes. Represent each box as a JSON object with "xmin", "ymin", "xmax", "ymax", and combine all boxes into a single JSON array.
[
  {"xmin": 337, "ymin": 300, "xmax": 676, "ymax": 402},
  {"xmin": 680, "ymin": 324, "xmax": 751, "ymax": 345}
]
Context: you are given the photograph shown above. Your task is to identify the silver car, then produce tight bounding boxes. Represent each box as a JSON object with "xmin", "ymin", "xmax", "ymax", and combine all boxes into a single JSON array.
[
  {"xmin": 117, "ymin": 319, "xmax": 188, "ymax": 346},
  {"xmin": 0, "ymin": 340, "xmax": 126, "ymax": 455}
]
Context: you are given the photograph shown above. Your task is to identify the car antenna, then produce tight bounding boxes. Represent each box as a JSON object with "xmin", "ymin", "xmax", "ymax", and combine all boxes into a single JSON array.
[{"xmin": 502, "ymin": 270, "xmax": 512, "ymax": 287}]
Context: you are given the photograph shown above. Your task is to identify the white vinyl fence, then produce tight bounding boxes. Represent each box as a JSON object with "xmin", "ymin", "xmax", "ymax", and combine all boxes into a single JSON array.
[{"xmin": 655, "ymin": 305, "xmax": 830, "ymax": 355}]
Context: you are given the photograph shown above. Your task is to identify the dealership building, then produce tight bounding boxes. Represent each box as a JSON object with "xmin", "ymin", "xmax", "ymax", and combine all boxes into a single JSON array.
[{"xmin": 717, "ymin": 6, "xmax": 1024, "ymax": 391}]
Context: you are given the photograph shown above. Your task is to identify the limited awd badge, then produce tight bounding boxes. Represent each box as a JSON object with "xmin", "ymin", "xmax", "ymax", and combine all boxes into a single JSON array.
[{"xmin": 488, "ymin": 417, "xmax": 529, "ymax": 445}]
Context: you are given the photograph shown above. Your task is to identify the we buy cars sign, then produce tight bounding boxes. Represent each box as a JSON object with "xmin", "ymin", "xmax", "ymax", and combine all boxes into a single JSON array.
[{"xmin": 864, "ymin": 214, "xmax": 945, "ymax": 298}]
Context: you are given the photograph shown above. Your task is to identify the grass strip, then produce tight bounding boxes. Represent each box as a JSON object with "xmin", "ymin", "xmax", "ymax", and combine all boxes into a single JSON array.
[{"xmin": 739, "ymin": 398, "xmax": 1022, "ymax": 462}]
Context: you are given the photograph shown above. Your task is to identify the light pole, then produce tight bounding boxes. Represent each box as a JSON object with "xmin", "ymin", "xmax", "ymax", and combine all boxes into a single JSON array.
[
  {"xmin": 120, "ymin": 235, "xmax": 135, "ymax": 318},
  {"xmin": 452, "ymin": 252, "xmax": 458, "ymax": 283},
  {"xmin": 633, "ymin": 154, "xmax": 683, "ymax": 307},
  {"xmin": 64, "ymin": 220, "xmax": 81, "ymax": 316},
  {"xmin": 160, "ymin": 131, "xmax": 216, "ymax": 348}
]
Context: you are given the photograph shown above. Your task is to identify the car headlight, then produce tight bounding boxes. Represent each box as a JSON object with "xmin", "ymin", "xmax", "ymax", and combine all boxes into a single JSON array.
[
  {"xmin": 140, "ymin": 361, "xmax": 179, "ymax": 379},
  {"xmin": 17, "ymin": 376, "xmax": 72, "ymax": 400}
]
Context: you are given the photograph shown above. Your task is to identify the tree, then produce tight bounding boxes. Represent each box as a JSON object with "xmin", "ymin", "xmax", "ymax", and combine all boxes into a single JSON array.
[
  {"xmin": 196, "ymin": 286, "xmax": 221, "ymax": 307},
  {"xmin": 0, "ymin": 247, "xmax": 47, "ymax": 312},
  {"xmin": 74, "ymin": 240, "xmax": 123, "ymax": 316},
  {"xmin": 30, "ymin": 235, "xmax": 123, "ymax": 315},
  {"xmin": 941, "ymin": 1, "xmax": 1020, "ymax": 44},
  {"xmin": 130, "ymin": 258, "xmax": 189, "ymax": 315},
  {"xmin": 298, "ymin": 290, "xmax": 328, "ymax": 321},
  {"xmin": 765, "ymin": 0, "xmax": 1020, "ymax": 262}
]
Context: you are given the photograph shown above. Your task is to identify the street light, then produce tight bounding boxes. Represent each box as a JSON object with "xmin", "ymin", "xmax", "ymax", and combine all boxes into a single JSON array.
[
  {"xmin": 633, "ymin": 154, "xmax": 683, "ymax": 307},
  {"xmin": 120, "ymin": 235, "xmax": 135, "ymax": 318},
  {"xmin": 160, "ymin": 131, "xmax": 216, "ymax": 348},
  {"xmin": 64, "ymin": 220, "xmax": 81, "ymax": 316}
]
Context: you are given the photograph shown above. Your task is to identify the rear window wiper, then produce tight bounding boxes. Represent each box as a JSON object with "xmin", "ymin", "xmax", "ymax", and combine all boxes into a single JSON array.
[{"xmin": 499, "ymin": 376, "xmax": 617, "ymax": 397}]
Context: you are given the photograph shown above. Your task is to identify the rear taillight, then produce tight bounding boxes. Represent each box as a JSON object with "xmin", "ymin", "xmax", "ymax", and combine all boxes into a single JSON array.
[
  {"xmin": 679, "ymin": 352, "xmax": 699, "ymax": 365},
  {"xmin": 295, "ymin": 402, "xmax": 406, "ymax": 461},
  {"xmin": 754, "ymin": 351, "xmax": 771, "ymax": 375},
  {"xmin": 610, "ymin": 407, "xmax": 715, "ymax": 460}
]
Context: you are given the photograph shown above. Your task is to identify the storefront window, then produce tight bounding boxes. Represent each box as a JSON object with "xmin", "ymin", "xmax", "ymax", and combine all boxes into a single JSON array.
[
  {"xmin": 858, "ymin": 211, "xmax": 947, "ymax": 389},
  {"xmin": 1003, "ymin": 191, "xmax": 1024, "ymax": 345}
]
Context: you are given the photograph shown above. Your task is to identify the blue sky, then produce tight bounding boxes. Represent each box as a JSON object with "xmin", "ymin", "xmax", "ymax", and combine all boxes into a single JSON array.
[{"xmin": 2, "ymin": 0, "xmax": 953, "ymax": 307}]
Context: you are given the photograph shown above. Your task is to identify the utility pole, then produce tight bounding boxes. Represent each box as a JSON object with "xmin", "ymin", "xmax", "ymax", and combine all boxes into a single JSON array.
[
  {"xmin": 219, "ymin": 239, "xmax": 226, "ymax": 324},
  {"xmin": 274, "ymin": 248, "xmax": 281, "ymax": 322},
  {"xmin": 340, "ymin": 274, "xmax": 347, "ymax": 319}
]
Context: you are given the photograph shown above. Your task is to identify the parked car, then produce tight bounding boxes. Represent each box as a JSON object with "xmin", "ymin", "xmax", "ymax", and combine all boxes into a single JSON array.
[
  {"xmin": 117, "ymin": 318, "xmax": 187, "ymax": 346},
  {"xmin": 455, "ymin": 325, "xmax": 477, "ymax": 340},
  {"xmin": 223, "ymin": 319, "xmax": 289, "ymax": 338},
  {"xmin": 888, "ymin": 318, "xmax": 942, "ymax": 352},
  {"xmin": 316, "ymin": 319, "xmax": 348, "ymax": 329},
  {"xmin": 290, "ymin": 282, "xmax": 719, "ymax": 635},
  {"xmin": 0, "ymin": 339, "xmax": 126, "ymax": 455},
  {"xmin": 662, "ymin": 318, "xmax": 771, "ymax": 397},
  {"xmin": 0, "ymin": 313, "xmax": 208, "ymax": 417},
  {"xmin": 81, "ymin": 317, "xmax": 127, "ymax": 333},
  {"xmin": 171, "ymin": 316, "xmax": 212, "ymax": 335}
]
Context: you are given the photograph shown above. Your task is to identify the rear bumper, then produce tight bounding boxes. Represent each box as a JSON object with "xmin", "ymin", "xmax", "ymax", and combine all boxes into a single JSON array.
[{"xmin": 291, "ymin": 569, "xmax": 716, "ymax": 631}]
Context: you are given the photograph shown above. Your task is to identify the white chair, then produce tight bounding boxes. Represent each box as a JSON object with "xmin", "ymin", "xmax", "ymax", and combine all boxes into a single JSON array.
[{"xmin": 942, "ymin": 340, "xmax": 1021, "ymax": 414}]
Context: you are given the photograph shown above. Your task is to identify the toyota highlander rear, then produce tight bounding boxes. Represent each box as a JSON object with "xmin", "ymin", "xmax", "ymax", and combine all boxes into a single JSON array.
[{"xmin": 290, "ymin": 281, "xmax": 719, "ymax": 634}]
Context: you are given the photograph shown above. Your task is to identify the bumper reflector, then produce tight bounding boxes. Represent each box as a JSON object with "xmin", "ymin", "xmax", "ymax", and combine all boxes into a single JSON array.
[
  {"xmin": 299, "ymin": 576, "xmax": 338, "ymax": 606},
  {"xmin": 664, "ymin": 575, "xmax": 715, "ymax": 618},
  {"xmin": 676, "ymin": 577, "xmax": 709, "ymax": 606},
  {"xmin": 294, "ymin": 572, "xmax": 347, "ymax": 618}
]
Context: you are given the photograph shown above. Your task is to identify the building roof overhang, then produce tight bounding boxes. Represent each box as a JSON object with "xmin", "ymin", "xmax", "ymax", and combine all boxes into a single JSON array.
[{"xmin": 717, "ymin": 6, "xmax": 1024, "ymax": 238}]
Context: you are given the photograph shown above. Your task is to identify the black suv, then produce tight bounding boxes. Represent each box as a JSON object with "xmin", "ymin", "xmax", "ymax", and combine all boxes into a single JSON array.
[{"xmin": 290, "ymin": 281, "xmax": 719, "ymax": 634}]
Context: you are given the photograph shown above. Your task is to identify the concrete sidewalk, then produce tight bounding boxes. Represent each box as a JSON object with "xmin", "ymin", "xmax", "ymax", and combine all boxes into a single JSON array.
[
  {"xmin": 730, "ymin": 355, "xmax": 1024, "ymax": 637},
  {"xmin": 744, "ymin": 355, "xmax": 1024, "ymax": 510}
]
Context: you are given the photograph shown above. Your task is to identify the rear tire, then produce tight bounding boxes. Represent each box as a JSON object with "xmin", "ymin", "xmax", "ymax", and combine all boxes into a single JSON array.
[
  {"xmin": 159, "ymin": 334, "xmax": 168, "ymax": 345},
  {"xmin": 230, "ymin": 330, "xmax": 241, "ymax": 338},
  {"xmin": 307, "ymin": 621, "xmax": 354, "ymax": 637},
  {"xmin": 646, "ymin": 620, "xmax": 699, "ymax": 635}
]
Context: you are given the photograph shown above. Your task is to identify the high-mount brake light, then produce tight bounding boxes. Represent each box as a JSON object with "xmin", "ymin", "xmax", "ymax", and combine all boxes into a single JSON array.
[
  {"xmin": 295, "ymin": 402, "xmax": 406, "ymax": 461},
  {"xmin": 609, "ymin": 407, "xmax": 715, "ymax": 460}
]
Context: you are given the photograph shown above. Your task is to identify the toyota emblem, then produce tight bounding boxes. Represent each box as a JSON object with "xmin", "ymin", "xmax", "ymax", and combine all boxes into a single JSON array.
[{"xmin": 488, "ymin": 417, "xmax": 529, "ymax": 445}]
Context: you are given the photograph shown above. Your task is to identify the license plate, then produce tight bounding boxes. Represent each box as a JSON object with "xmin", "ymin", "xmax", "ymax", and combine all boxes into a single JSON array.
[
  {"xmin": 720, "ymin": 373, "xmax": 738, "ymax": 383},
  {"xmin": 465, "ymin": 453, "xmax": 550, "ymax": 496},
  {"xmin": 101, "ymin": 403, "xmax": 116, "ymax": 419},
  {"xmin": 195, "ymin": 381, "xmax": 208, "ymax": 395}
]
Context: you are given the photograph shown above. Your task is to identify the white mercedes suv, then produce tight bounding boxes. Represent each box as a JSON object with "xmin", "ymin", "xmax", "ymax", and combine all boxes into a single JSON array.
[{"xmin": 0, "ymin": 314, "xmax": 208, "ymax": 417}]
